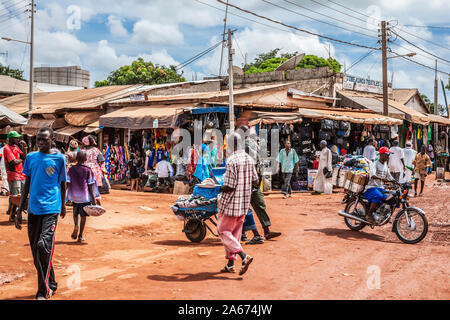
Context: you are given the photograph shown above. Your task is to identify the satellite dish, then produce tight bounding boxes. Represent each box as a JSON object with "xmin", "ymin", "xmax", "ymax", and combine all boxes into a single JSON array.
[
  {"xmin": 275, "ymin": 53, "xmax": 305, "ymax": 71},
  {"xmin": 232, "ymin": 66, "xmax": 244, "ymax": 76}
]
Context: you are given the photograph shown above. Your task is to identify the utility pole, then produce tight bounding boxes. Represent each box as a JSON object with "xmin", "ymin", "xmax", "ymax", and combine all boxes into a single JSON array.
[
  {"xmin": 28, "ymin": 0, "xmax": 35, "ymax": 113},
  {"xmin": 228, "ymin": 28, "xmax": 235, "ymax": 133},
  {"xmin": 381, "ymin": 21, "xmax": 389, "ymax": 116},
  {"xmin": 218, "ymin": 0, "xmax": 229, "ymax": 77},
  {"xmin": 434, "ymin": 59, "xmax": 438, "ymax": 149}
]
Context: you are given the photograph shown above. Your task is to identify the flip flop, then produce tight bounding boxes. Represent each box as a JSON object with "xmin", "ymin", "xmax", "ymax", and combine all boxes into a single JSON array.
[
  {"xmin": 239, "ymin": 255, "xmax": 253, "ymax": 276},
  {"xmin": 220, "ymin": 265, "xmax": 236, "ymax": 273}
]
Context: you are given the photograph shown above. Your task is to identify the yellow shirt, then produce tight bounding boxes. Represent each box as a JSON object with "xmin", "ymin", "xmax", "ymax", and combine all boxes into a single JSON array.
[{"xmin": 413, "ymin": 153, "xmax": 431, "ymax": 175}]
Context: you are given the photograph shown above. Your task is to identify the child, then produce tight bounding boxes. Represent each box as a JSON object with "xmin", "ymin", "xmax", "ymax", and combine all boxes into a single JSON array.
[
  {"xmin": 67, "ymin": 150, "xmax": 98, "ymax": 242},
  {"xmin": 128, "ymin": 153, "xmax": 143, "ymax": 191}
]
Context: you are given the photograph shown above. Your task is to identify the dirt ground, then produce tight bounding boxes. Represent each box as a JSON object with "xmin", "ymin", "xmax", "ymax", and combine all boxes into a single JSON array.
[{"xmin": 0, "ymin": 175, "xmax": 449, "ymax": 300}]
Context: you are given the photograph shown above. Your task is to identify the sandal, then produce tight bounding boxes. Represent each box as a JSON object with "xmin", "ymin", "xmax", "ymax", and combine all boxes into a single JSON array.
[
  {"xmin": 220, "ymin": 265, "xmax": 236, "ymax": 273},
  {"xmin": 239, "ymin": 255, "xmax": 253, "ymax": 276},
  {"xmin": 77, "ymin": 235, "xmax": 86, "ymax": 243},
  {"xmin": 71, "ymin": 227, "xmax": 78, "ymax": 240},
  {"xmin": 245, "ymin": 236, "xmax": 264, "ymax": 245}
]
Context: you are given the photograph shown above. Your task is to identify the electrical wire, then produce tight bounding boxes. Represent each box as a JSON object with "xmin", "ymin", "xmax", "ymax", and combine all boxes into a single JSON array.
[
  {"xmin": 215, "ymin": 0, "xmax": 380, "ymax": 50},
  {"xmin": 0, "ymin": 11, "xmax": 26, "ymax": 31},
  {"xmin": 391, "ymin": 30, "xmax": 450, "ymax": 64},
  {"xmin": 193, "ymin": 0, "xmax": 320, "ymax": 42},
  {"xmin": 281, "ymin": 0, "xmax": 378, "ymax": 36},
  {"xmin": 12, "ymin": 16, "xmax": 29, "ymax": 93},
  {"xmin": 0, "ymin": 0, "xmax": 26, "ymax": 16},
  {"xmin": 260, "ymin": 0, "xmax": 377, "ymax": 39},
  {"xmin": 176, "ymin": 40, "xmax": 224, "ymax": 70},
  {"xmin": 403, "ymin": 25, "xmax": 450, "ymax": 30},
  {"xmin": 392, "ymin": 26, "xmax": 450, "ymax": 52},
  {"xmin": 0, "ymin": 0, "xmax": 26, "ymax": 12},
  {"xmin": 308, "ymin": 0, "xmax": 373, "ymax": 26},
  {"xmin": 393, "ymin": 53, "xmax": 450, "ymax": 76},
  {"xmin": 233, "ymin": 37, "xmax": 245, "ymax": 62},
  {"xmin": 346, "ymin": 49, "xmax": 376, "ymax": 73},
  {"xmin": 0, "ymin": 2, "xmax": 28, "ymax": 21}
]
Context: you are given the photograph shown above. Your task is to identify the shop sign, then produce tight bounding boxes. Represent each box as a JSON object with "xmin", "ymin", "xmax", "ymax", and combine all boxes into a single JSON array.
[
  {"xmin": 153, "ymin": 119, "xmax": 159, "ymax": 128},
  {"xmin": 342, "ymin": 75, "xmax": 391, "ymax": 94}
]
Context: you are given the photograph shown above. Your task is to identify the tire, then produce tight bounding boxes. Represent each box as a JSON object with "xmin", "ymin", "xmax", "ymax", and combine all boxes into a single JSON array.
[
  {"xmin": 394, "ymin": 208, "xmax": 428, "ymax": 244},
  {"xmin": 344, "ymin": 200, "xmax": 367, "ymax": 231},
  {"xmin": 185, "ymin": 219, "xmax": 207, "ymax": 243}
]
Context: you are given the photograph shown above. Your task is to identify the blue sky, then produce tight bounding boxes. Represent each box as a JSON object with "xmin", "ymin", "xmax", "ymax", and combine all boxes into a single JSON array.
[{"xmin": 0, "ymin": 0, "xmax": 449, "ymax": 104}]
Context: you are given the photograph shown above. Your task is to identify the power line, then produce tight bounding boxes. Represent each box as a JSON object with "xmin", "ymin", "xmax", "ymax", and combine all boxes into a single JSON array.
[
  {"xmin": 326, "ymin": 0, "xmax": 376, "ymax": 21},
  {"xmin": 193, "ymin": 0, "xmax": 320, "ymax": 42},
  {"xmin": 176, "ymin": 40, "xmax": 223, "ymax": 70},
  {"xmin": 309, "ymin": 0, "xmax": 370, "ymax": 25},
  {"xmin": 394, "ymin": 53, "xmax": 450, "ymax": 76},
  {"xmin": 0, "ymin": 2, "xmax": 28, "ymax": 20},
  {"xmin": 391, "ymin": 30, "xmax": 450, "ymax": 64},
  {"xmin": 215, "ymin": 0, "xmax": 380, "ymax": 50},
  {"xmin": 392, "ymin": 26, "xmax": 450, "ymax": 51},
  {"xmin": 261, "ymin": 0, "xmax": 377, "ymax": 39},
  {"xmin": 281, "ymin": 0, "xmax": 378, "ymax": 36},
  {"xmin": 346, "ymin": 49, "xmax": 376, "ymax": 73},
  {"xmin": 0, "ymin": 0, "xmax": 26, "ymax": 15},
  {"xmin": 403, "ymin": 25, "xmax": 450, "ymax": 30}
]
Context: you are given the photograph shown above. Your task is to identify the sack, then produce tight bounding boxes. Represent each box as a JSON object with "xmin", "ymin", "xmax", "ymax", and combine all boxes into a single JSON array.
[
  {"xmin": 340, "ymin": 121, "xmax": 350, "ymax": 130},
  {"xmin": 333, "ymin": 120, "xmax": 340, "ymax": 129},
  {"xmin": 321, "ymin": 119, "xmax": 334, "ymax": 130},
  {"xmin": 319, "ymin": 130, "xmax": 331, "ymax": 141},
  {"xmin": 332, "ymin": 152, "xmax": 339, "ymax": 165},
  {"xmin": 83, "ymin": 205, "xmax": 106, "ymax": 217}
]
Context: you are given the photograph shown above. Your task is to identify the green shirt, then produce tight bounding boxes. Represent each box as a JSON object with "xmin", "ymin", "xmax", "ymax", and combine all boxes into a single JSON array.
[{"xmin": 277, "ymin": 148, "xmax": 299, "ymax": 173}]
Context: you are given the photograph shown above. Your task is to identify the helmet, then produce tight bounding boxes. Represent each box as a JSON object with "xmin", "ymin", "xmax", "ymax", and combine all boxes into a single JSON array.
[{"xmin": 379, "ymin": 147, "xmax": 391, "ymax": 155}]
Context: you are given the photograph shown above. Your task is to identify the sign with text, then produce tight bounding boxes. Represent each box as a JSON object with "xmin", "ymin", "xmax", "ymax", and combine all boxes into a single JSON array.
[{"xmin": 343, "ymin": 75, "xmax": 392, "ymax": 94}]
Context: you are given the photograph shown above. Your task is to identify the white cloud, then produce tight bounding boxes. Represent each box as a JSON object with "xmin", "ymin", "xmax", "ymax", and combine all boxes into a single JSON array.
[
  {"xmin": 131, "ymin": 20, "xmax": 184, "ymax": 45},
  {"xmin": 107, "ymin": 15, "xmax": 128, "ymax": 37}
]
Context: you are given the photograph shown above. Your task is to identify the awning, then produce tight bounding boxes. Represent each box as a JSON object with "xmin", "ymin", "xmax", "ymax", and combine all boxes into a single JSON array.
[
  {"xmin": 304, "ymin": 108, "xmax": 403, "ymax": 125},
  {"xmin": 55, "ymin": 126, "xmax": 85, "ymax": 143},
  {"xmin": 191, "ymin": 107, "xmax": 232, "ymax": 115},
  {"xmin": 22, "ymin": 119, "xmax": 56, "ymax": 136},
  {"xmin": 380, "ymin": 99, "xmax": 430, "ymax": 125},
  {"xmin": 65, "ymin": 111, "xmax": 102, "ymax": 126},
  {"xmin": 248, "ymin": 111, "xmax": 303, "ymax": 126},
  {"xmin": 337, "ymin": 94, "xmax": 404, "ymax": 117},
  {"xmin": 84, "ymin": 121, "xmax": 101, "ymax": 134},
  {"xmin": 248, "ymin": 108, "xmax": 403, "ymax": 126},
  {"xmin": 99, "ymin": 104, "xmax": 188, "ymax": 129},
  {"xmin": 424, "ymin": 114, "xmax": 450, "ymax": 126}
]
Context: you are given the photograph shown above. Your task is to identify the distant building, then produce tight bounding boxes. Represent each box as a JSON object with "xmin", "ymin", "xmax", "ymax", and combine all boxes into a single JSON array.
[{"xmin": 34, "ymin": 65, "xmax": 90, "ymax": 89}]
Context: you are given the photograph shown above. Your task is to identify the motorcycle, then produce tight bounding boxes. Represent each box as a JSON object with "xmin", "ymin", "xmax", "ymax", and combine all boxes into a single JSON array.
[{"xmin": 338, "ymin": 180, "xmax": 428, "ymax": 244}]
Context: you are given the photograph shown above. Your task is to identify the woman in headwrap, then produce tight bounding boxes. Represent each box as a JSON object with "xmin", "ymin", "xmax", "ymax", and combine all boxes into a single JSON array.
[{"xmin": 82, "ymin": 135, "xmax": 104, "ymax": 203}]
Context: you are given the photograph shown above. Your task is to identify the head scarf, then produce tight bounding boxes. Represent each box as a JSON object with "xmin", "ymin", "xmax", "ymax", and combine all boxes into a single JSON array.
[{"xmin": 82, "ymin": 136, "xmax": 90, "ymax": 146}]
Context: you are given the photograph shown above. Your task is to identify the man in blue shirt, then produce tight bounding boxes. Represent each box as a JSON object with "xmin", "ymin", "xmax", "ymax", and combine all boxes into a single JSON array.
[{"xmin": 16, "ymin": 127, "xmax": 67, "ymax": 300}]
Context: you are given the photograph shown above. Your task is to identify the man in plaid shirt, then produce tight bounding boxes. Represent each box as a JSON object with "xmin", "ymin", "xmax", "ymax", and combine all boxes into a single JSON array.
[{"xmin": 217, "ymin": 132, "xmax": 259, "ymax": 276}]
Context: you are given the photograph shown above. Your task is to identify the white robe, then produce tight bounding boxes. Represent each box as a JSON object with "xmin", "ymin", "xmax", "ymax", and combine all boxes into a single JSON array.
[
  {"xmin": 403, "ymin": 148, "xmax": 417, "ymax": 183},
  {"xmin": 314, "ymin": 148, "xmax": 333, "ymax": 194},
  {"xmin": 0, "ymin": 147, "xmax": 9, "ymax": 193}
]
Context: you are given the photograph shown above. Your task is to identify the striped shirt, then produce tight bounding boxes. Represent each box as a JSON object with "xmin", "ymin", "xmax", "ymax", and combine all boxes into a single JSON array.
[{"xmin": 218, "ymin": 150, "xmax": 258, "ymax": 217}]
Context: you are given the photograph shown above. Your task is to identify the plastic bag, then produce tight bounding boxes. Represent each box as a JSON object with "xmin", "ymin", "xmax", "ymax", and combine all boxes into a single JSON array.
[{"xmin": 323, "ymin": 180, "xmax": 333, "ymax": 195}]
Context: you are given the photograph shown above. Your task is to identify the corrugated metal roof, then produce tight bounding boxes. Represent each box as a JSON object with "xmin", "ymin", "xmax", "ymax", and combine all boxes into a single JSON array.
[
  {"xmin": 0, "ymin": 103, "xmax": 28, "ymax": 126},
  {"xmin": 0, "ymin": 85, "xmax": 137, "ymax": 114},
  {"xmin": 0, "ymin": 75, "xmax": 43, "ymax": 94},
  {"xmin": 341, "ymin": 95, "xmax": 404, "ymax": 116}
]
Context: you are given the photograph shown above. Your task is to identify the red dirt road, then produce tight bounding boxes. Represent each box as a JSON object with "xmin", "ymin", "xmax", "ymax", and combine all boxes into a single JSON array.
[{"xmin": 0, "ymin": 177, "xmax": 449, "ymax": 300}]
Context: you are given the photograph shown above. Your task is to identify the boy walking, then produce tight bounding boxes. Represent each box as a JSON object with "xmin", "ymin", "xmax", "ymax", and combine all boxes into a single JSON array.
[
  {"xmin": 67, "ymin": 150, "xmax": 98, "ymax": 242},
  {"xmin": 15, "ymin": 127, "xmax": 67, "ymax": 300}
]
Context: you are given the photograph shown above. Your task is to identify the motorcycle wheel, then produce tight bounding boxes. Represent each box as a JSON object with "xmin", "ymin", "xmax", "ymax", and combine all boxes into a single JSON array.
[
  {"xmin": 344, "ymin": 200, "xmax": 367, "ymax": 231},
  {"xmin": 185, "ymin": 219, "xmax": 207, "ymax": 243},
  {"xmin": 394, "ymin": 208, "xmax": 428, "ymax": 244}
]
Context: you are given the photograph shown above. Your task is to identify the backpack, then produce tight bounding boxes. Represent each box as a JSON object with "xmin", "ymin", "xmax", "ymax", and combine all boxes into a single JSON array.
[
  {"xmin": 319, "ymin": 130, "xmax": 331, "ymax": 141},
  {"xmin": 340, "ymin": 121, "xmax": 351, "ymax": 130},
  {"xmin": 321, "ymin": 119, "xmax": 334, "ymax": 131}
]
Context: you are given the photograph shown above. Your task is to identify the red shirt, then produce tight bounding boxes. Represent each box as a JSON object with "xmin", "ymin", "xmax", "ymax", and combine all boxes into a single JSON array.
[{"xmin": 3, "ymin": 144, "xmax": 25, "ymax": 182}]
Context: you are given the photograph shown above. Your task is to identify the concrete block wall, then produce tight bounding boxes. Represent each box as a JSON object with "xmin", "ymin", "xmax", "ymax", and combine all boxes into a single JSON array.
[
  {"xmin": 34, "ymin": 66, "xmax": 90, "ymax": 88},
  {"xmin": 147, "ymin": 81, "xmax": 221, "ymax": 96}
]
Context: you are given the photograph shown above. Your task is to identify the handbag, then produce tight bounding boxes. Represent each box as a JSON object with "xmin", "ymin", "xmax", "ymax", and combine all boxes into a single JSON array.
[
  {"xmin": 379, "ymin": 125, "xmax": 390, "ymax": 132},
  {"xmin": 340, "ymin": 121, "xmax": 350, "ymax": 130},
  {"xmin": 319, "ymin": 130, "xmax": 331, "ymax": 141},
  {"xmin": 321, "ymin": 119, "xmax": 334, "ymax": 130},
  {"xmin": 333, "ymin": 120, "xmax": 340, "ymax": 129}
]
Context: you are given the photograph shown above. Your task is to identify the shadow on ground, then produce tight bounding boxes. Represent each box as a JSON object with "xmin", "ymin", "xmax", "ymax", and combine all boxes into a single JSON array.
[
  {"xmin": 148, "ymin": 272, "xmax": 243, "ymax": 282},
  {"xmin": 304, "ymin": 227, "xmax": 398, "ymax": 244}
]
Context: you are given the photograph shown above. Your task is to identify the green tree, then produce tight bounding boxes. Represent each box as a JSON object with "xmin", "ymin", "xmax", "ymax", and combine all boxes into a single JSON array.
[
  {"xmin": 244, "ymin": 50, "xmax": 341, "ymax": 74},
  {"xmin": 422, "ymin": 94, "xmax": 446, "ymax": 115},
  {"xmin": 0, "ymin": 64, "xmax": 25, "ymax": 80},
  {"xmin": 94, "ymin": 58, "xmax": 186, "ymax": 87}
]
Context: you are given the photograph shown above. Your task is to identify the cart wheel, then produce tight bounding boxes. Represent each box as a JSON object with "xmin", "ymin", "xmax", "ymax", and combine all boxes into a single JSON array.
[{"xmin": 185, "ymin": 220, "xmax": 207, "ymax": 243}]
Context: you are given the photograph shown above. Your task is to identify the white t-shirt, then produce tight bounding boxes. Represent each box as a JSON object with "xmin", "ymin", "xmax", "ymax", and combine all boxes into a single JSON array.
[
  {"xmin": 403, "ymin": 148, "xmax": 417, "ymax": 167},
  {"xmin": 388, "ymin": 146, "xmax": 405, "ymax": 173},
  {"xmin": 363, "ymin": 145, "xmax": 376, "ymax": 161},
  {"xmin": 156, "ymin": 160, "xmax": 173, "ymax": 178}
]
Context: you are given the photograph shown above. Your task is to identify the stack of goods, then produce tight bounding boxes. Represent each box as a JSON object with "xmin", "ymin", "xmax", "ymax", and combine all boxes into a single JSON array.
[
  {"xmin": 334, "ymin": 121, "xmax": 351, "ymax": 155},
  {"xmin": 343, "ymin": 171, "xmax": 369, "ymax": 194},
  {"xmin": 333, "ymin": 155, "xmax": 370, "ymax": 188},
  {"xmin": 292, "ymin": 155, "xmax": 309, "ymax": 191}
]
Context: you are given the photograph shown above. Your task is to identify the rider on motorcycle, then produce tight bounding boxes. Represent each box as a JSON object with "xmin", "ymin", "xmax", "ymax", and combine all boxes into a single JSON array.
[{"xmin": 363, "ymin": 147, "xmax": 395, "ymax": 224}]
